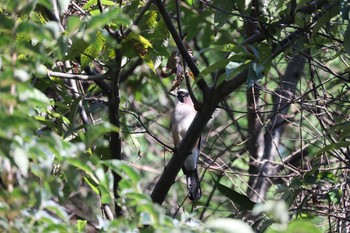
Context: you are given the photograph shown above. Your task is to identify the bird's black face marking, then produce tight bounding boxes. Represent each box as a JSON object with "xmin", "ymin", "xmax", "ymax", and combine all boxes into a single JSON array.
[{"xmin": 177, "ymin": 90, "xmax": 189, "ymax": 103}]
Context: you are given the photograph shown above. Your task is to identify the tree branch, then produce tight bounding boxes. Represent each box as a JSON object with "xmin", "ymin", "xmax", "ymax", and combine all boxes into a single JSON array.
[
  {"xmin": 150, "ymin": 0, "xmax": 335, "ymax": 205},
  {"xmin": 120, "ymin": 109, "xmax": 173, "ymax": 151},
  {"xmin": 154, "ymin": 0, "xmax": 209, "ymax": 95},
  {"xmin": 240, "ymin": 0, "xmax": 331, "ymax": 46},
  {"xmin": 47, "ymin": 70, "xmax": 112, "ymax": 81},
  {"xmin": 109, "ymin": 49, "xmax": 124, "ymax": 216},
  {"xmin": 151, "ymin": 98, "xmax": 218, "ymax": 204}
]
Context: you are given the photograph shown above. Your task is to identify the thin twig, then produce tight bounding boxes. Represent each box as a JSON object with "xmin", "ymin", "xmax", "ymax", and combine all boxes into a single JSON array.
[
  {"xmin": 120, "ymin": 109, "xmax": 173, "ymax": 151},
  {"xmin": 48, "ymin": 70, "xmax": 112, "ymax": 81}
]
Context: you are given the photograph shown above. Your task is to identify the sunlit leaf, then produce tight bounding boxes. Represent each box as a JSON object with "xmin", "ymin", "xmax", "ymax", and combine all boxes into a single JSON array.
[
  {"xmin": 57, "ymin": 0, "xmax": 70, "ymax": 15},
  {"xmin": 84, "ymin": 177, "xmax": 99, "ymax": 194},
  {"xmin": 44, "ymin": 21, "xmax": 61, "ymax": 39},
  {"xmin": 13, "ymin": 146, "xmax": 29, "ymax": 177},
  {"xmin": 76, "ymin": 220, "xmax": 87, "ymax": 232},
  {"xmin": 81, "ymin": 31, "xmax": 106, "ymax": 68},
  {"xmin": 207, "ymin": 218, "xmax": 254, "ymax": 233},
  {"xmin": 66, "ymin": 157, "xmax": 99, "ymax": 184},
  {"xmin": 101, "ymin": 160, "xmax": 140, "ymax": 184},
  {"xmin": 328, "ymin": 188, "xmax": 342, "ymax": 204},
  {"xmin": 86, "ymin": 7, "xmax": 129, "ymax": 31},
  {"xmin": 67, "ymin": 16, "xmax": 81, "ymax": 35},
  {"xmin": 253, "ymin": 200, "xmax": 289, "ymax": 225},
  {"xmin": 267, "ymin": 219, "xmax": 322, "ymax": 233},
  {"xmin": 42, "ymin": 200, "xmax": 69, "ymax": 221},
  {"xmin": 184, "ymin": 0, "xmax": 194, "ymax": 5}
]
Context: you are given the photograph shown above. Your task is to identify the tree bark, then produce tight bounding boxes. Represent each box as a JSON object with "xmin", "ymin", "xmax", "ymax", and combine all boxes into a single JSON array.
[
  {"xmin": 109, "ymin": 49, "xmax": 124, "ymax": 216},
  {"xmin": 248, "ymin": 54, "xmax": 305, "ymax": 202}
]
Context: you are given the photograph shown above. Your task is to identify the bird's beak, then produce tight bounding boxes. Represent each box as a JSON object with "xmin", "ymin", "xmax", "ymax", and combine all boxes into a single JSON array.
[{"xmin": 169, "ymin": 90, "xmax": 177, "ymax": 97}]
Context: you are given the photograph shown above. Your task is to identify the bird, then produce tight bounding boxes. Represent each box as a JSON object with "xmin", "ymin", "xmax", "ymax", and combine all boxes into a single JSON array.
[{"xmin": 170, "ymin": 88, "xmax": 202, "ymax": 201}]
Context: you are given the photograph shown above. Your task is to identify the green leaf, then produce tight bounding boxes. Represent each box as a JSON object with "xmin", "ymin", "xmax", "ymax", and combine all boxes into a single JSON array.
[
  {"xmin": 225, "ymin": 60, "xmax": 251, "ymax": 81},
  {"xmin": 140, "ymin": 212, "xmax": 153, "ymax": 226},
  {"xmin": 258, "ymin": 42, "xmax": 272, "ymax": 74},
  {"xmin": 128, "ymin": 33, "xmax": 153, "ymax": 49},
  {"xmin": 200, "ymin": 53, "xmax": 251, "ymax": 79},
  {"xmin": 101, "ymin": 160, "xmax": 140, "ymax": 184},
  {"xmin": 236, "ymin": 0, "xmax": 247, "ymax": 11},
  {"xmin": 226, "ymin": 61, "xmax": 241, "ymax": 77},
  {"xmin": 83, "ymin": 0, "xmax": 96, "ymax": 10},
  {"xmin": 213, "ymin": 1, "xmax": 234, "ymax": 29},
  {"xmin": 215, "ymin": 179, "xmax": 256, "ymax": 211},
  {"xmin": 66, "ymin": 158, "xmax": 99, "ymax": 184},
  {"xmin": 43, "ymin": 200, "xmax": 69, "ymax": 221},
  {"xmin": 200, "ymin": 59, "xmax": 230, "ymax": 78},
  {"xmin": 76, "ymin": 220, "xmax": 87, "ymax": 232},
  {"xmin": 267, "ymin": 219, "xmax": 322, "ymax": 233},
  {"xmin": 83, "ymin": 177, "xmax": 100, "ymax": 194},
  {"xmin": 207, "ymin": 218, "xmax": 254, "ymax": 233},
  {"xmin": 247, "ymin": 62, "xmax": 264, "ymax": 87},
  {"xmin": 98, "ymin": 171, "xmax": 113, "ymax": 203},
  {"xmin": 38, "ymin": 0, "xmax": 53, "ymax": 9},
  {"xmin": 86, "ymin": 7, "xmax": 129, "ymax": 31},
  {"xmin": 44, "ymin": 21, "xmax": 61, "ymax": 39},
  {"xmin": 65, "ymin": 97, "xmax": 83, "ymax": 137},
  {"xmin": 57, "ymin": 0, "xmax": 70, "ymax": 15},
  {"xmin": 83, "ymin": 0, "xmax": 115, "ymax": 10},
  {"xmin": 81, "ymin": 31, "xmax": 106, "ymax": 68},
  {"xmin": 80, "ymin": 122, "xmax": 119, "ymax": 148},
  {"xmin": 253, "ymin": 200, "xmax": 289, "ymax": 225},
  {"xmin": 280, "ymin": 178, "xmax": 302, "ymax": 207},
  {"xmin": 184, "ymin": 0, "xmax": 194, "ymax": 5},
  {"xmin": 311, "ymin": 4, "xmax": 339, "ymax": 38},
  {"xmin": 144, "ymin": 10, "xmax": 158, "ymax": 29},
  {"xmin": 328, "ymin": 188, "xmax": 342, "ymax": 204},
  {"xmin": 66, "ymin": 37, "xmax": 90, "ymax": 59},
  {"xmin": 142, "ymin": 53, "xmax": 155, "ymax": 73},
  {"xmin": 67, "ymin": 16, "xmax": 81, "ymax": 35},
  {"xmin": 18, "ymin": 87, "xmax": 50, "ymax": 107},
  {"xmin": 13, "ymin": 146, "xmax": 29, "ymax": 177}
]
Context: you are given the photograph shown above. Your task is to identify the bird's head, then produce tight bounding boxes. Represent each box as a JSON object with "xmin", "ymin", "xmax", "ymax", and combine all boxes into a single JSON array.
[{"xmin": 169, "ymin": 89, "xmax": 192, "ymax": 104}]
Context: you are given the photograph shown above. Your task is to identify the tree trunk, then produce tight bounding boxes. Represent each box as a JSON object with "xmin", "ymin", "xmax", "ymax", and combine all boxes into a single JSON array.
[{"xmin": 247, "ymin": 54, "xmax": 305, "ymax": 202}]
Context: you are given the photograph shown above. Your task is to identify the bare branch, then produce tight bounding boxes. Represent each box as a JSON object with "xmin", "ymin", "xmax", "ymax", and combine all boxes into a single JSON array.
[
  {"xmin": 48, "ymin": 70, "xmax": 112, "ymax": 81},
  {"xmin": 120, "ymin": 109, "xmax": 173, "ymax": 151},
  {"xmin": 249, "ymin": 54, "xmax": 306, "ymax": 201}
]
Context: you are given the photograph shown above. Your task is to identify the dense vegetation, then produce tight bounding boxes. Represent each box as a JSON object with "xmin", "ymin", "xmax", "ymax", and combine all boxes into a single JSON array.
[{"xmin": 0, "ymin": 0, "xmax": 349, "ymax": 232}]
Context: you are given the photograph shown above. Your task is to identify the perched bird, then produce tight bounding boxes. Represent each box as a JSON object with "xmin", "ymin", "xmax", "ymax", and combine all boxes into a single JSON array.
[{"xmin": 170, "ymin": 88, "xmax": 202, "ymax": 201}]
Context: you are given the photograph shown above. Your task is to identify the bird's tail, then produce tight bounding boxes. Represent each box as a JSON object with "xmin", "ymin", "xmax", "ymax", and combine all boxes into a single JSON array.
[{"xmin": 185, "ymin": 169, "xmax": 202, "ymax": 201}]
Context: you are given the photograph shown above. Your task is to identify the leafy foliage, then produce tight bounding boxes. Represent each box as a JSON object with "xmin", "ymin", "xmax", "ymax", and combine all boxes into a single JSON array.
[{"xmin": 0, "ymin": 0, "xmax": 349, "ymax": 232}]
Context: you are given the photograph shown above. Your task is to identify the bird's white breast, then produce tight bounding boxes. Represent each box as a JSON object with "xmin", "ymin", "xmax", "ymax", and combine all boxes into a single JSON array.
[{"xmin": 172, "ymin": 102, "xmax": 196, "ymax": 138}]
